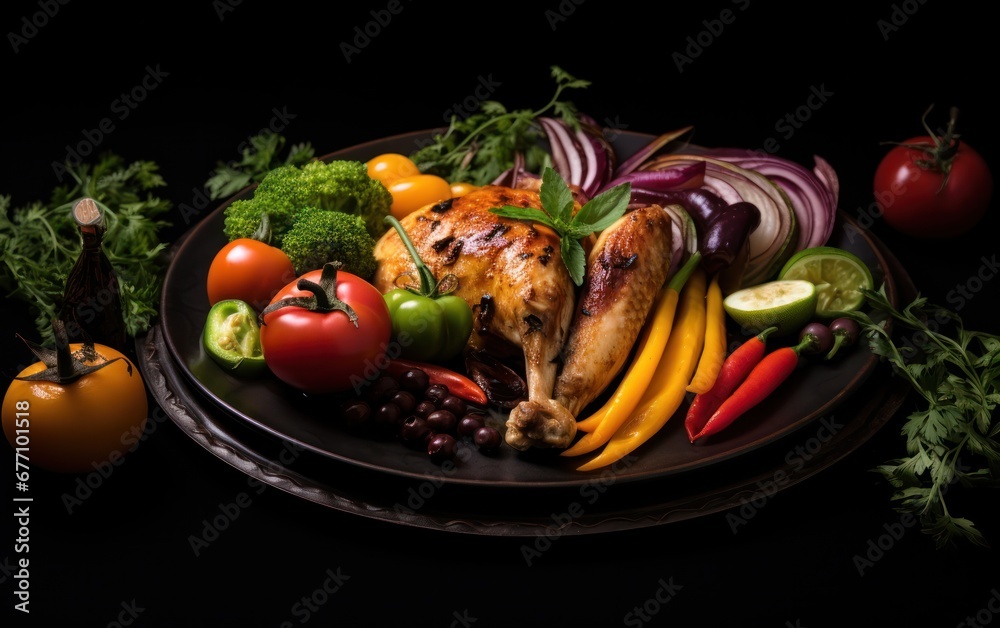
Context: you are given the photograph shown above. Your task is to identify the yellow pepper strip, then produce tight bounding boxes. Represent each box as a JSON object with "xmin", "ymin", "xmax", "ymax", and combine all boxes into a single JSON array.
[
  {"xmin": 573, "ymin": 407, "xmax": 608, "ymax": 433},
  {"xmin": 576, "ymin": 267, "xmax": 707, "ymax": 472},
  {"xmin": 686, "ymin": 272, "xmax": 727, "ymax": 395},
  {"xmin": 562, "ymin": 254, "xmax": 703, "ymax": 457}
]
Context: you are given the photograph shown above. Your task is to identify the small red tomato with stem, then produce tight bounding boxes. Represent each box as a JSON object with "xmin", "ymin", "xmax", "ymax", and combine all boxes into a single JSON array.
[
  {"xmin": 259, "ymin": 262, "xmax": 392, "ymax": 395},
  {"xmin": 873, "ymin": 105, "xmax": 993, "ymax": 239}
]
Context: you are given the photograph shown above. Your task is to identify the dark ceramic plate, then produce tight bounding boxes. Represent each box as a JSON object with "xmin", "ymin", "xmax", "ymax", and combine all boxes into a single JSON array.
[
  {"xmin": 138, "ymin": 320, "xmax": 911, "ymax": 536},
  {"xmin": 158, "ymin": 130, "xmax": 897, "ymax": 489}
]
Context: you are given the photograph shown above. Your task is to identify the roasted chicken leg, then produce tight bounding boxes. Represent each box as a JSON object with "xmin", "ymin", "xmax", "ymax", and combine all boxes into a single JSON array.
[
  {"xmin": 371, "ymin": 186, "xmax": 577, "ymax": 447},
  {"xmin": 506, "ymin": 204, "xmax": 674, "ymax": 448}
]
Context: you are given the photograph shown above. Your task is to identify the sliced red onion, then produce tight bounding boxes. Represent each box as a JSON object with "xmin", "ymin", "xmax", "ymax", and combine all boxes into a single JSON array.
[
  {"xmin": 575, "ymin": 128, "xmax": 598, "ymax": 193},
  {"xmin": 576, "ymin": 114, "xmax": 618, "ymax": 196},
  {"xmin": 492, "ymin": 156, "xmax": 538, "ymax": 191},
  {"xmin": 591, "ymin": 133, "xmax": 618, "ymax": 194},
  {"xmin": 538, "ymin": 117, "xmax": 582, "ymax": 185},
  {"xmin": 537, "ymin": 118, "xmax": 570, "ymax": 180},
  {"xmin": 767, "ymin": 172, "xmax": 816, "ymax": 250},
  {"xmin": 613, "ymin": 126, "xmax": 694, "ymax": 178},
  {"xmin": 812, "ymin": 155, "xmax": 840, "ymax": 245},
  {"xmin": 647, "ymin": 155, "xmax": 797, "ymax": 287},
  {"xmin": 492, "ymin": 167, "xmax": 513, "ymax": 187},
  {"xmin": 510, "ymin": 151, "xmax": 525, "ymax": 188},
  {"xmin": 659, "ymin": 204, "xmax": 698, "ymax": 280},
  {"xmin": 599, "ymin": 161, "xmax": 705, "ymax": 194},
  {"xmin": 698, "ymin": 148, "xmax": 839, "ymax": 250}
]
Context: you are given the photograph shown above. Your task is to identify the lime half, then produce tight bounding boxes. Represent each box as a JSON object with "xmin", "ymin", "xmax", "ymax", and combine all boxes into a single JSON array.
[
  {"xmin": 778, "ymin": 246, "xmax": 874, "ymax": 318},
  {"xmin": 723, "ymin": 279, "xmax": 818, "ymax": 337}
]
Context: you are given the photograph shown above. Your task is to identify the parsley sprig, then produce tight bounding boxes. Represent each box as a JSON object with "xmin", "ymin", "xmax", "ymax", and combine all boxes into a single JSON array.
[
  {"xmin": 410, "ymin": 66, "xmax": 591, "ymax": 185},
  {"xmin": 0, "ymin": 154, "xmax": 172, "ymax": 345},
  {"xmin": 490, "ymin": 167, "xmax": 630, "ymax": 286},
  {"xmin": 205, "ymin": 131, "xmax": 315, "ymax": 201},
  {"xmin": 847, "ymin": 287, "xmax": 1000, "ymax": 548}
]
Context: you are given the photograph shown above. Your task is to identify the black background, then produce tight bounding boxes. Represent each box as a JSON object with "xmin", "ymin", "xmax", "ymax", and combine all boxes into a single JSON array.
[{"xmin": 2, "ymin": 1, "xmax": 998, "ymax": 626}]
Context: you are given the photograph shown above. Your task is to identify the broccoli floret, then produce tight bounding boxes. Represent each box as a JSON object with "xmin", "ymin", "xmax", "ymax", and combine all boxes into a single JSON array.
[
  {"xmin": 280, "ymin": 207, "xmax": 378, "ymax": 279},
  {"xmin": 293, "ymin": 161, "xmax": 392, "ymax": 239},
  {"xmin": 222, "ymin": 165, "xmax": 303, "ymax": 246},
  {"xmin": 222, "ymin": 160, "xmax": 392, "ymax": 247}
]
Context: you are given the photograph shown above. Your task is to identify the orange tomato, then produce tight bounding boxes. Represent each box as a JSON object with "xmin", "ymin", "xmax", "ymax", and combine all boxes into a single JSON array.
[
  {"xmin": 449, "ymin": 182, "xmax": 479, "ymax": 197},
  {"xmin": 2, "ymin": 344, "xmax": 148, "ymax": 473},
  {"xmin": 366, "ymin": 153, "xmax": 421, "ymax": 186},
  {"xmin": 387, "ymin": 174, "xmax": 453, "ymax": 220}
]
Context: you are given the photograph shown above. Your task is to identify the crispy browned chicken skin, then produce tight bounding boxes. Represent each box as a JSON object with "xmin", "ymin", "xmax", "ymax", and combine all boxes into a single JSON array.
[
  {"xmin": 372, "ymin": 186, "xmax": 673, "ymax": 451},
  {"xmin": 506, "ymin": 205, "xmax": 674, "ymax": 449},
  {"xmin": 372, "ymin": 186, "xmax": 577, "ymax": 448}
]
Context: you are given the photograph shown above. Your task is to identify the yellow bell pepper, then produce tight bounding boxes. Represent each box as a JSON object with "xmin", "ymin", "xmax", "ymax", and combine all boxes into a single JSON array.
[
  {"xmin": 686, "ymin": 272, "xmax": 727, "ymax": 394},
  {"xmin": 575, "ymin": 267, "xmax": 707, "ymax": 472}
]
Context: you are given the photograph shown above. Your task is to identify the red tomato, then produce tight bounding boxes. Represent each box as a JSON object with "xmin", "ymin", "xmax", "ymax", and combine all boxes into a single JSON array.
[
  {"xmin": 873, "ymin": 135, "xmax": 993, "ymax": 239},
  {"xmin": 207, "ymin": 239, "xmax": 297, "ymax": 311},
  {"xmin": 259, "ymin": 264, "xmax": 392, "ymax": 394}
]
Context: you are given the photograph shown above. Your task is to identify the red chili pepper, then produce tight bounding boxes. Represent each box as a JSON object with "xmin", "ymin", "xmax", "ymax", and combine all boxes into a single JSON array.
[
  {"xmin": 689, "ymin": 332, "xmax": 815, "ymax": 443},
  {"xmin": 685, "ymin": 326, "xmax": 778, "ymax": 442},
  {"xmin": 384, "ymin": 358, "xmax": 488, "ymax": 406}
]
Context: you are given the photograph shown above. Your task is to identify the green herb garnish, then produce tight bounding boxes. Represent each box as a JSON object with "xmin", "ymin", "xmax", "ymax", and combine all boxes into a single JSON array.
[
  {"xmin": 410, "ymin": 66, "xmax": 591, "ymax": 185},
  {"xmin": 490, "ymin": 167, "xmax": 630, "ymax": 286},
  {"xmin": 1, "ymin": 154, "xmax": 172, "ymax": 345},
  {"xmin": 847, "ymin": 287, "xmax": 1000, "ymax": 548},
  {"xmin": 205, "ymin": 130, "xmax": 315, "ymax": 201}
]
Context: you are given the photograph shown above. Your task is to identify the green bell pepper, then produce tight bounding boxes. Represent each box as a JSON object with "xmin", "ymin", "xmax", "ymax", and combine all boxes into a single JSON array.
[
  {"xmin": 382, "ymin": 216, "xmax": 473, "ymax": 362},
  {"xmin": 202, "ymin": 299, "xmax": 267, "ymax": 377}
]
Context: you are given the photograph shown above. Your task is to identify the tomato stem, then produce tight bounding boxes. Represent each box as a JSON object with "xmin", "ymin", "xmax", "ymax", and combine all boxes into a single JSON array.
[
  {"xmin": 879, "ymin": 105, "xmax": 964, "ymax": 195},
  {"xmin": 258, "ymin": 262, "xmax": 359, "ymax": 328},
  {"xmin": 53, "ymin": 319, "xmax": 75, "ymax": 382},
  {"xmin": 916, "ymin": 104, "xmax": 960, "ymax": 170},
  {"xmin": 14, "ymin": 319, "xmax": 130, "ymax": 385}
]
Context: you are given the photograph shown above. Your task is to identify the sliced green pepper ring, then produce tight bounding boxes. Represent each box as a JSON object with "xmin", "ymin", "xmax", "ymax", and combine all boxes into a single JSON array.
[{"xmin": 202, "ymin": 299, "xmax": 267, "ymax": 377}]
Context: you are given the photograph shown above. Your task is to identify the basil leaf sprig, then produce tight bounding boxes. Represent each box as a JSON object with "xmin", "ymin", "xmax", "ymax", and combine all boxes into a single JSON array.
[
  {"xmin": 846, "ymin": 287, "xmax": 1000, "ymax": 548},
  {"xmin": 490, "ymin": 167, "xmax": 631, "ymax": 286}
]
